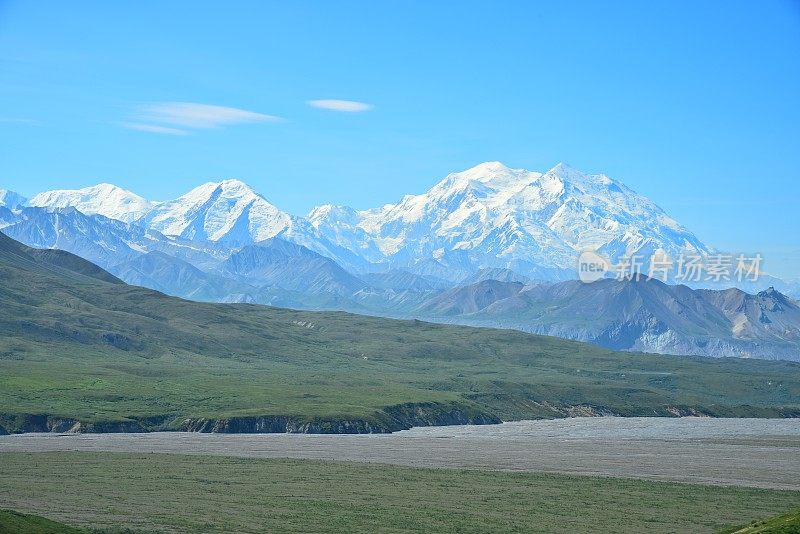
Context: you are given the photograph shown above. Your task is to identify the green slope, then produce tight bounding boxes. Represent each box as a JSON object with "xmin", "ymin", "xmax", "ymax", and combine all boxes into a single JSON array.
[
  {"xmin": 722, "ymin": 509, "xmax": 800, "ymax": 533},
  {"xmin": 1, "ymin": 231, "xmax": 799, "ymax": 432},
  {"xmin": 0, "ymin": 510, "xmax": 86, "ymax": 534}
]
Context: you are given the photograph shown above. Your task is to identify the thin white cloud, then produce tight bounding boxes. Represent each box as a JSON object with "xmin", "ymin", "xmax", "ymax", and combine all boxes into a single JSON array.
[
  {"xmin": 121, "ymin": 122, "xmax": 189, "ymax": 135},
  {"xmin": 307, "ymin": 99, "xmax": 373, "ymax": 112},
  {"xmin": 0, "ymin": 117, "xmax": 37, "ymax": 124},
  {"xmin": 136, "ymin": 102, "xmax": 283, "ymax": 129}
]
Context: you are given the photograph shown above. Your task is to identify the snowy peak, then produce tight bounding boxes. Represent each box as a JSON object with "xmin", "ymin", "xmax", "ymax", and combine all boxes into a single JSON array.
[
  {"xmin": 28, "ymin": 183, "xmax": 153, "ymax": 223},
  {"xmin": 0, "ymin": 189, "xmax": 27, "ymax": 209},
  {"xmin": 334, "ymin": 162, "xmax": 578, "ymax": 265},
  {"xmin": 308, "ymin": 204, "xmax": 361, "ymax": 227},
  {"xmin": 494, "ymin": 162, "xmax": 703, "ymax": 255},
  {"xmin": 535, "ymin": 163, "xmax": 621, "ymax": 200},
  {"xmin": 142, "ymin": 178, "xmax": 293, "ymax": 243},
  {"xmin": 543, "ymin": 161, "xmax": 586, "ymax": 181},
  {"xmin": 7, "ymin": 161, "xmax": 714, "ymax": 280},
  {"xmin": 451, "ymin": 161, "xmax": 529, "ymax": 185},
  {"xmin": 306, "ymin": 161, "xmax": 711, "ymax": 274},
  {"xmin": 429, "ymin": 161, "xmax": 536, "ymax": 197},
  {"xmin": 214, "ymin": 179, "xmax": 261, "ymax": 198}
]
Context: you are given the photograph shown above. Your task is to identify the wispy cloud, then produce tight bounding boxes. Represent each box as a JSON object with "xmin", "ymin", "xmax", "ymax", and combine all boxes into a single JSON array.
[
  {"xmin": 0, "ymin": 117, "xmax": 37, "ymax": 124},
  {"xmin": 307, "ymin": 99, "xmax": 373, "ymax": 112},
  {"xmin": 120, "ymin": 122, "xmax": 188, "ymax": 135},
  {"xmin": 124, "ymin": 102, "xmax": 283, "ymax": 134}
]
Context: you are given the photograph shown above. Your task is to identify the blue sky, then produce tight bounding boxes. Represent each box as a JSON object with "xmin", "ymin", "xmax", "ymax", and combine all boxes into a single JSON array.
[{"xmin": 1, "ymin": 1, "xmax": 799, "ymax": 278}]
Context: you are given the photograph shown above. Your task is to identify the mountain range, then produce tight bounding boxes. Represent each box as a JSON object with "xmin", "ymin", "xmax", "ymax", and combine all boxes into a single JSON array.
[
  {"xmin": 423, "ymin": 277, "xmax": 800, "ymax": 360},
  {"xmin": 2, "ymin": 229, "xmax": 798, "ymax": 435},
  {"xmin": 1, "ymin": 162, "xmax": 716, "ymax": 276},
  {"xmin": 2, "ymin": 161, "xmax": 798, "ymax": 360}
]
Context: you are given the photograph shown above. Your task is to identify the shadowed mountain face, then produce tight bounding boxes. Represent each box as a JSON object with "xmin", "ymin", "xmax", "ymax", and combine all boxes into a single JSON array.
[
  {"xmin": 460, "ymin": 268, "xmax": 531, "ymax": 285},
  {"xmin": 1, "ymin": 207, "xmax": 157, "ymax": 268},
  {"xmin": 108, "ymin": 251, "xmax": 256, "ymax": 303},
  {"xmin": 0, "ymin": 230, "xmax": 124, "ymax": 286},
  {"xmin": 432, "ymin": 277, "xmax": 800, "ymax": 360},
  {"xmin": 358, "ymin": 270, "xmax": 451, "ymax": 292},
  {"xmin": 697, "ymin": 287, "xmax": 800, "ymax": 344},
  {"xmin": 0, "ymin": 207, "xmax": 226, "ymax": 272},
  {"xmin": 218, "ymin": 238, "xmax": 367, "ymax": 295},
  {"xmin": 24, "ymin": 247, "xmax": 125, "ymax": 286},
  {"xmin": 416, "ymin": 280, "xmax": 525, "ymax": 316}
]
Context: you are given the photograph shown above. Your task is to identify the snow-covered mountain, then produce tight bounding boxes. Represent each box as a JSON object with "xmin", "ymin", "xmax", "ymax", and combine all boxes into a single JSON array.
[
  {"xmin": 218, "ymin": 238, "xmax": 367, "ymax": 296},
  {"xmin": 0, "ymin": 206, "xmax": 226, "ymax": 272},
  {"xmin": 28, "ymin": 183, "xmax": 154, "ymax": 223},
  {"xmin": 23, "ymin": 163, "xmax": 711, "ymax": 277},
  {"xmin": 140, "ymin": 179, "xmax": 294, "ymax": 243},
  {"xmin": 3, "ymin": 172, "xmax": 800, "ymax": 360},
  {"xmin": 308, "ymin": 162, "xmax": 711, "ymax": 277},
  {"xmin": 0, "ymin": 189, "xmax": 27, "ymax": 209},
  {"xmin": 129, "ymin": 178, "xmax": 369, "ymax": 271},
  {"xmin": 13, "ymin": 161, "xmax": 795, "ymax": 292}
]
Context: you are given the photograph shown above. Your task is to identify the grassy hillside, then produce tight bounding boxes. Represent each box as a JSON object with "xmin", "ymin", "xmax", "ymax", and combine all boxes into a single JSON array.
[
  {"xmin": 1, "ymin": 231, "xmax": 799, "ymax": 432},
  {"xmin": 0, "ymin": 509, "xmax": 86, "ymax": 534},
  {"xmin": 722, "ymin": 509, "xmax": 800, "ymax": 533},
  {"xmin": 0, "ymin": 452, "xmax": 798, "ymax": 533}
]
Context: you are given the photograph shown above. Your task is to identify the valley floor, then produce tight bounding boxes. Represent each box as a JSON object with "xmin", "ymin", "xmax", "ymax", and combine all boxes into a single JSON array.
[
  {"xmin": 0, "ymin": 451, "xmax": 798, "ymax": 533},
  {"xmin": 2, "ymin": 417, "xmax": 800, "ymax": 490}
]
